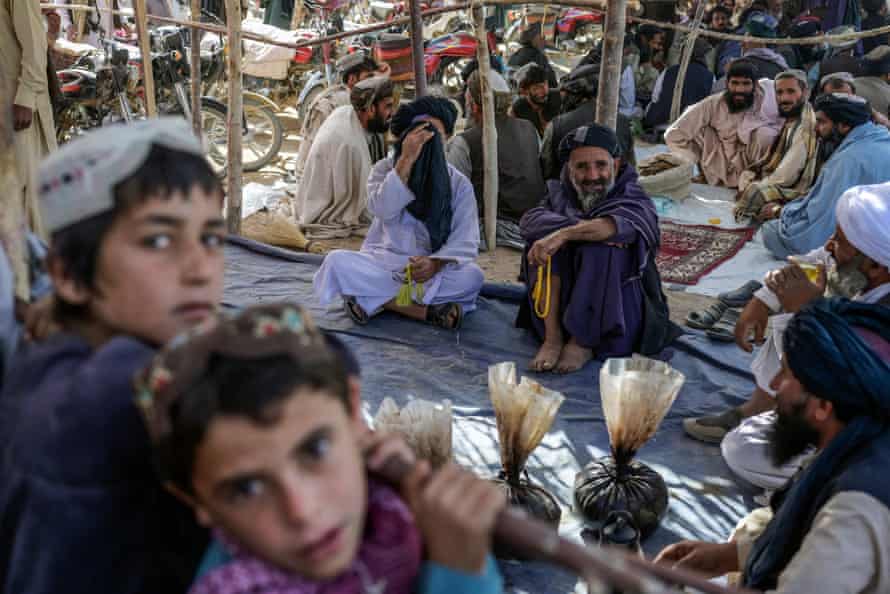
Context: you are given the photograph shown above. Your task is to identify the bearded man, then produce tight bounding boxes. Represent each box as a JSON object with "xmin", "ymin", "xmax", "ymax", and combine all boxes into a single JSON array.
[
  {"xmin": 665, "ymin": 59, "xmax": 782, "ymax": 188},
  {"xmin": 517, "ymin": 125, "xmax": 674, "ymax": 374},
  {"xmin": 314, "ymin": 97, "xmax": 483, "ymax": 331},
  {"xmin": 658, "ymin": 297, "xmax": 890, "ymax": 593},
  {"xmin": 294, "ymin": 76, "xmax": 394, "ymax": 240},
  {"xmin": 734, "ymin": 70, "xmax": 820, "ymax": 223},
  {"xmin": 684, "ymin": 184, "xmax": 890, "ymax": 493},
  {"xmin": 761, "ymin": 93, "xmax": 890, "ymax": 258},
  {"xmin": 511, "ymin": 62, "xmax": 561, "ymax": 137}
]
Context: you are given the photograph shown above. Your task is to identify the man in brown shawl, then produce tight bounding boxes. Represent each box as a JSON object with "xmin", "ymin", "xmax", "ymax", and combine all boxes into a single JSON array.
[{"xmin": 735, "ymin": 70, "xmax": 820, "ymax": 222}]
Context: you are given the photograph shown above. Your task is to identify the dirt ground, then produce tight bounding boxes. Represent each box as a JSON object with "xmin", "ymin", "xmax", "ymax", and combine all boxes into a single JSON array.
[{"xmin": 243, "ymin": 108, "xmax": 714, "ymax": 326}]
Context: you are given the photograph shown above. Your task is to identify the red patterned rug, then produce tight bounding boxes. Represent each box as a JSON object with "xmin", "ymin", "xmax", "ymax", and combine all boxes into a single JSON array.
[{"xmin": 656, "ymin": 221, "xmax": 756, "ymax": 285}]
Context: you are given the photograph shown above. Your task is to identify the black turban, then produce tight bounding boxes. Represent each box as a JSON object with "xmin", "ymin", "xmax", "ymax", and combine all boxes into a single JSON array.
[
  {"xmin": 744, "ymin": 298, "xmax": 890, "ymax": 591},
  {"xmin": 557, "ymin": 124, "xmax": 621, "ymax": 165},
  {"xmin": 814, "ymin": 93, "xmax": 872, "ymax": 127},
  {"xmin": 520, "ymin": 22, "xmax": 543, "ymax": 45},
  {"xmin": 516, "ymin": 62, "xmax": 548, "ymax": 88},
  {"xmin": 727, "ymin": 58, "xmax": 759, "ymax": 81},
  {"xmin": 391, "ymin": 97, "xmax": 459, "ymax": 252},
  {"xmin": 559, "ymin": 63, "xmax": 599, "ymax": 98},
  {"xmin": 390, "ymin": 96, "xmax": 458, "ymax": 137}
]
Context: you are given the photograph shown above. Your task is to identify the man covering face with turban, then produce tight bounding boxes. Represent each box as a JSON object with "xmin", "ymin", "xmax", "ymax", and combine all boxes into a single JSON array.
[
  {"xmin": 517, "ymin": 124, "xmax": 677, "ymax": 374},
  {"xmin": 659, "ymin": 298, "xmax": 890, "ymax": 594},
  {"xmin": 314, "ymin": 97, "xmax": 484, "ymax": 331},
  {"xmin": 761, "ymin": 93, "xmax": 890, "ymax": 259}
]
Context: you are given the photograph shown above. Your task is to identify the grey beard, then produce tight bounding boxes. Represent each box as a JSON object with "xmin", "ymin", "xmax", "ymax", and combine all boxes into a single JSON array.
[
  {"xmin": 577, "ymin": 190, "xmax": 605, "ymax": 212},
  {"xmin": 825, "ymin": 253, "xmax": 869, "ymax": 298}
]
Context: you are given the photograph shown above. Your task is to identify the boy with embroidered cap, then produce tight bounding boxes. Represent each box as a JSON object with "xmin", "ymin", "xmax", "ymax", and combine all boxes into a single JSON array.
[{"xmin": 0, "ymin": 118, "xmax": 226, "ymax": 594}]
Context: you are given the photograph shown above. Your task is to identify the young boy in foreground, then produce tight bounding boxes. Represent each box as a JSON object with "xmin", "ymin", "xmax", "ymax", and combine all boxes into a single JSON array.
[
  {"xmin": 0, "ymin": 119, "xmax": 226, "ymax": 594},
  {"xmin": 137, "ymin": 303, "xmax": 506, "ymax": 594}
]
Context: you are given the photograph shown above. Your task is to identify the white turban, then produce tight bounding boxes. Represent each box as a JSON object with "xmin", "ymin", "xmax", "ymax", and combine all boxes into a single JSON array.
[{"xmin": 835, "ymin": 183, "xmax": 890, "ymax": 268}]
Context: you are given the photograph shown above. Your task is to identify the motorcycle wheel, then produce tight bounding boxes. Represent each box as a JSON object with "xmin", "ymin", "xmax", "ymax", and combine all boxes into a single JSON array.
[
  {"xmin": 433, "ymin": 56, "xmax": 472, "ymax": 99},
  {"xmin": 166, "ymin": 98, "xmax": 229, "ymax": 178},
  {"xmin": 242, "ymin": 97, "xmax": 284, "ymax": 172},
  {"xmin": 297, "ymin": 83, "xmax": 325, "ymax": 122}
]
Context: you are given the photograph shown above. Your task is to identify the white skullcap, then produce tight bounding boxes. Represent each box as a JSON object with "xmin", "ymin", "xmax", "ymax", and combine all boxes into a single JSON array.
[
  {"xmin": 38, "ymin": 118, "xmax": 205, "ymax": 234},
  {"xmin": 835, "ymin": 182, "xmax": 890, "ymax": 268}
]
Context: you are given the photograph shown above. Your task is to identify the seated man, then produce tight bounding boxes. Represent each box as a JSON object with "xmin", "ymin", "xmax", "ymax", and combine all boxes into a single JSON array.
[
  {"xmin": 665, "ymin": 59, "xmax": 782, "ymax": 188},
  {"xmin": 684, "ymin": 184, "xmax": 890, "ymax": 486},
  {"xmin": 762, "ymin": 93, "xmax": 890, "ymax": 258},
  {"xmin": 644, "ymin": 37, "xmax": 715, "ymax": 130},
  {"xmin": 541, "ymin": 64, "xmax": 636, "ymax": 180},
  {"xmin": 657, "ymin": 298, "xmax": 890, "ymax": 593},
  {"xmin": 853, "ymin": 46, "xmax": 890, "ymax": 118},
  {"xmin": 511, "ymin": 63, "xmax": 561, "ymax": 137},
  {"xmin": 295, "ymin": 76, "xmax": 394, "ymax": 240},
  {"xmin": 294, "ymin": 52, "xmax": 389, "ymax": 177},
  {"xmin": 447, "ymin": 70, "xmax": 544, "ymax": 250},
  {"xmin": 818, "ymin": 27, "xmax": 866, "ymax": 79},
  {"xmin": 518, "ymin": 125, "xmax": 667, "ymax": 374},
  {"xmin": 314, "ymin": 97, "xmax": 484, "ymax": 330},
  {"xmin": 734, "ymin": 70, "xmax": 820, "ymax": 223}
]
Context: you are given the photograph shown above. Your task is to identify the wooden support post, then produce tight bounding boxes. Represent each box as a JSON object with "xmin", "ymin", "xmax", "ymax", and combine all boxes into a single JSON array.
[
  {"xmin": 190, "ymin": 0, "xmax": 202, "ymax": 138},
  {"xmin": 225, "ymin": 0, "xmax": 243, "ymax": 234},
  {"xmin": 473, "ymin": 5, "xmax": 498, "ymax": 252},
  {"xmin": 595, "ymin": 0, "xmax": 626, "ymax": 130},
  {"xmin": 410, "ymin": 0, "xmax": 427, "ymax": 97},
  {"xmin": 669, "ymin": 0, "xmax": 706, "ymax": 122},
  {"xmin": 133, "ymin": 0, "xmax": 157, "ymax": 116},
  {"xmin": 290, "ymin": 0, "xmax": 304, "ymax": 30}
]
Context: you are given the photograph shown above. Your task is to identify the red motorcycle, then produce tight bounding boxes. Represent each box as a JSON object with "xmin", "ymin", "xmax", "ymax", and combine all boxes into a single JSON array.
[
  {"xmin": 424, "ymin": 28, "xmax": 498, "ymax": 96},
  {"xmin": 555, "ymin": 8, "xmax": 602, "ymax": 49}
]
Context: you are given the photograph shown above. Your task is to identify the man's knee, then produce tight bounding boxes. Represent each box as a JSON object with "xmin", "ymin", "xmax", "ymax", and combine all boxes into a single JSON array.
[{"xmin": 457, "ymin": 263, "xmax": 485, "ymax": 291}]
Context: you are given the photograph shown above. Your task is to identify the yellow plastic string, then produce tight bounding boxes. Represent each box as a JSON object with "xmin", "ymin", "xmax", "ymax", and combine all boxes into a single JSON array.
[
  {"xmin": 396, "ymin": 263, "xmax": 413, "ymax": 306},
  {"xmin": 532, "ymin": 256, "xmax": 552, "ymax": 319}
]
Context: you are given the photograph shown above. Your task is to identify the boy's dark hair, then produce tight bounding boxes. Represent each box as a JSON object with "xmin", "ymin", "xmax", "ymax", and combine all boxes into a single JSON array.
[
  {"xmin": 156, "ymin": 351, "xmax": 350, "ymax": 493},
  {"xmin": 709, "ymin": 5, "xmax": 733, "ymax": 20},
  {"xmin": 50, "ymin": 144, "xmax": 222, "ymax": 321},
  {"xmin": 516, "ymin": 63, "xmax": 548, "ymax": 90}
]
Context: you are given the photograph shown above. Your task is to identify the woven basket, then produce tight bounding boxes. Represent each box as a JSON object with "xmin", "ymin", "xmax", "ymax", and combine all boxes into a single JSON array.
[
  {"xmin": 637, "ymin": 153, "xmax": 694, "ymax": 201},
  {"xmin": 242, "ymin": 208, "xmax": 324, "ymax": 253}
]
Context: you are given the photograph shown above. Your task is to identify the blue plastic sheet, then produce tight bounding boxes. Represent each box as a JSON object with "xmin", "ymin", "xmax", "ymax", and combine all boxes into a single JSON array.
[{"xmin": 224, "ymin": 237, "xmax": 760, "ymax": 592}]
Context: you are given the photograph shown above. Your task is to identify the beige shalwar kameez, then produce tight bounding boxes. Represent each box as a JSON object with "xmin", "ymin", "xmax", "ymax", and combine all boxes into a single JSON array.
[
  {"xmin": 665, "ymin": 83, "xmax": 782, "ymax": 188},
  {"xmin": 1, "ymin": 0, "xmax": 57, "ymax": 240},
  {"xmin": 294, "ymin": 84, "xmax": 350, "ymax": 177}
]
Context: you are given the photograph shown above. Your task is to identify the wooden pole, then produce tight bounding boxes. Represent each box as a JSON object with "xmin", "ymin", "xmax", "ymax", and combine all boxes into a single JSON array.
[
  {"xmin": 410, "ymin": 0, "xmax": 427, "ymax": 96},
  {"xmin": 290, "ymin": 0, "xmax": 304, "ymax": 29},
  {"xmin": 595, "ymin": 0, "xmax": 626, "ymax": 130},
  {"xmin": 669, "ymin": 0, "xmax": 706, "ymax": 122},
  {"xmin": 225, "ymin": 0, "xmax": 243, "ymax": 234},
  {"xmin": 473, "ymin": 5, "xmax": 498, "ymax": 252},
  {"xmin": 190, "ymin": 0, "xmax": 202, "ymax": 138},
  {"xmin": 132, "ymin": 0, "xmax": 157, "ymax": 116}
]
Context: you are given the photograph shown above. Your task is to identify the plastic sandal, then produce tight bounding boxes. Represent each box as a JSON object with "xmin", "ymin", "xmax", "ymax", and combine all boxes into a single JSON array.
[
  {"xmin": 706, "ymin": 308, "xmax": 741, "ymax": 342},
  {"xmin": 685, "ymin": 301, "xmax": 728, "ymax": 330},
  {"xmin": 343, "ymin": 296, "xmax": 369, "ymax": 326},
  {"xmin": 426, "ymin": 302, "xmax": 463, "ymax": 330},
  {"xmin": 718, "ymin": 280, "xmax": 764, "ymax": 308}
]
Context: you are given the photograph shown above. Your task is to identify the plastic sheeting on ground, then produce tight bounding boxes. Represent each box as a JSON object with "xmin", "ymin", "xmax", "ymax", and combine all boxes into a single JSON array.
[{"xmin": 224, "ymin": 237, "xmax": 761, "ymax": 593}]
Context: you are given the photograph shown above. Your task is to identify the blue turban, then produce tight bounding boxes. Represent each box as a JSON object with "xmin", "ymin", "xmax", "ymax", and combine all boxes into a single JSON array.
[
  {"xmin": 391, "ymin": 97, "xmax": 459, "ymax": 252},
  {"xmin": 744, "ymin": 298, "xmax": 890, "ymax": 590},
  {"xmin": 744, "ymin": 11, "xmax": 779, "ymax": 38}
]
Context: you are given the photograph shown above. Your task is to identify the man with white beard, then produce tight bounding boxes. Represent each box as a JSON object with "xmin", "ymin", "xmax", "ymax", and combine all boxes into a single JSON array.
[{"xmin": 683, "ymin": 183, "xmax": 890, "ymax": 491}]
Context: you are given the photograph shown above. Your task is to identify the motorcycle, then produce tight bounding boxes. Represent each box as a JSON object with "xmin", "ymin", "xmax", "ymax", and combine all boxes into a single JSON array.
[
  {"xmin": 424, "ymin": 27, "xmax": 498, "ymax": 97},
  {"xmin": 55, "ymin": 41, "xmax": 137, "ymax": 143},
  {"xmin": 555, "ymin": 9, "xmax": 602, "ymax": 51}
]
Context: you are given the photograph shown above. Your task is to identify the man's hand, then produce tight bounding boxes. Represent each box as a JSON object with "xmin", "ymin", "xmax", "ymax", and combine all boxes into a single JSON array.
[
  {"xmin": 735, "ymin": 297, "xmax": 770, "ymax": 352},
  {"xmin": 757, "ymin": 202, "xmax": 782, "ymax": 222},
  {"xmin": 654, "ymin": 541, "xmax": 739, "ymax": 579},
  {"xmin": 766, "ymin": 263, "xmax": 825, "ymax": 313},
  {"xmin": 21, "ymin": 294, "xmax": 59, "ymax": 342},
  {"xmin": 395, "ymin": 124, "xmax": 434, "ymax": 183},
  {"xmin": 404, "ymin": 461, "xmax": 506, "ymax": 575},
  {"xmin": 362, "ymin": 430, "xmax": 417, "ymax": 472},
  {"xmin": 409, "ymin": 256, "xmax": 442, "ymax": 283},
  {"xmin": 13, "ymin": 105, "xmax": 33, "ymax": 132},
  {"xmin": 376, "ymin": 62, "xmax": 392, "ymax": 78},
  {"xmin": 527, "ymin": 230, "xmax": 566, "ymax": 268}
]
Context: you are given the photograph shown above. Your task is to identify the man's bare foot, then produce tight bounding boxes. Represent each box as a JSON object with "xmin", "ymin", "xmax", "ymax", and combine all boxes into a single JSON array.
[
  {"xmin": 530, "ymin": 340, "xmax": 563, "ymax": 372},
  {"xmin": 555, "ymin": 338, "xmax": 593, "ymax": 374}
]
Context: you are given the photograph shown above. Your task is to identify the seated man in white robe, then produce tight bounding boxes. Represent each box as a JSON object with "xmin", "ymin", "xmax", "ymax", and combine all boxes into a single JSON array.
[
  {"xmin": 314, "ymin": 97, "xmax": 484, "ymax": 330},
  {"xmin": 295, "ymin": 76, "xmax": 395, "ymax": 240}
]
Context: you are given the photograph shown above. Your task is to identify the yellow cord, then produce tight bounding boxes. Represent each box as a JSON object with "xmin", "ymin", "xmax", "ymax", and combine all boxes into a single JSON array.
[
  {"xmin": 532, "ymin": 256, "xmax": 552, "ymax": 319},
  {"xmin": 396, "ymin": 263, "xmax": 413, "ymax": 307}
]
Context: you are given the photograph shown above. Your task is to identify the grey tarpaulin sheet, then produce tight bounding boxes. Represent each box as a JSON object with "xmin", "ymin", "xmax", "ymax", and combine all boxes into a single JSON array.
[{"xmin": 224, "ymin": 237, "xmax": 760, "ymax": 593}]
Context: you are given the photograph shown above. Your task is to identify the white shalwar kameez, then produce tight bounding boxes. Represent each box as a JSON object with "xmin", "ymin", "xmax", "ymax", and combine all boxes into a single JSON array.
[{"xmin": 313, "ymin": 156, "xmax": 484, "ymax": 317}]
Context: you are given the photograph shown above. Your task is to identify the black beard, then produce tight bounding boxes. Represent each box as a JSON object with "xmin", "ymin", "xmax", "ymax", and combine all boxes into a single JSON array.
[
  {"xmin": 817, "ymin": 128, "xmax": 845, "ymax": 162},
  {"xmin": 529, "ymin": 94, "xmax": 548, "ymax": 107},
  {"xmin": 768, "ymin": 403, "xmax": 820, "ymax": 467},
  {"xmin": 779, "ymin": 101, "xmax": 805, "ymax": 118},
  {"xmin": 366, "ymin": 115, "xmax": 389, "ymax": 134},
  {"xmin": 725, "ymin": 90, "xmax": 755, "ymax": 113}
]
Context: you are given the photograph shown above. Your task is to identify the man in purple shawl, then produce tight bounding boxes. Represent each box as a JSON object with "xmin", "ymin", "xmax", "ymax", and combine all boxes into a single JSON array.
[{"xmin": 517, "ymin": 124, "xmax": 664, "ymax": 373}]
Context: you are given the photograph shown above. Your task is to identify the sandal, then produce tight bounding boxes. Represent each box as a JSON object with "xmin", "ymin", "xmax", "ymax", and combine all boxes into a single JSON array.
[
  {"xmin": 343, "ymin": 296, "xmax": 369, "ymax": 326},
  {"xmin": 426, "ymin": 302, "xmax": 463, "ymax": 330},
  {"xmin": 706, "ymin": 307, "xmax": 741, "ymax": 342},
  {"xmin": 685, "ymin": 301, "xmax": 728, "ymax": 330},
  {"xmin": 718, "ymin": 280, "xmax": 763, "ymax": 308}
]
